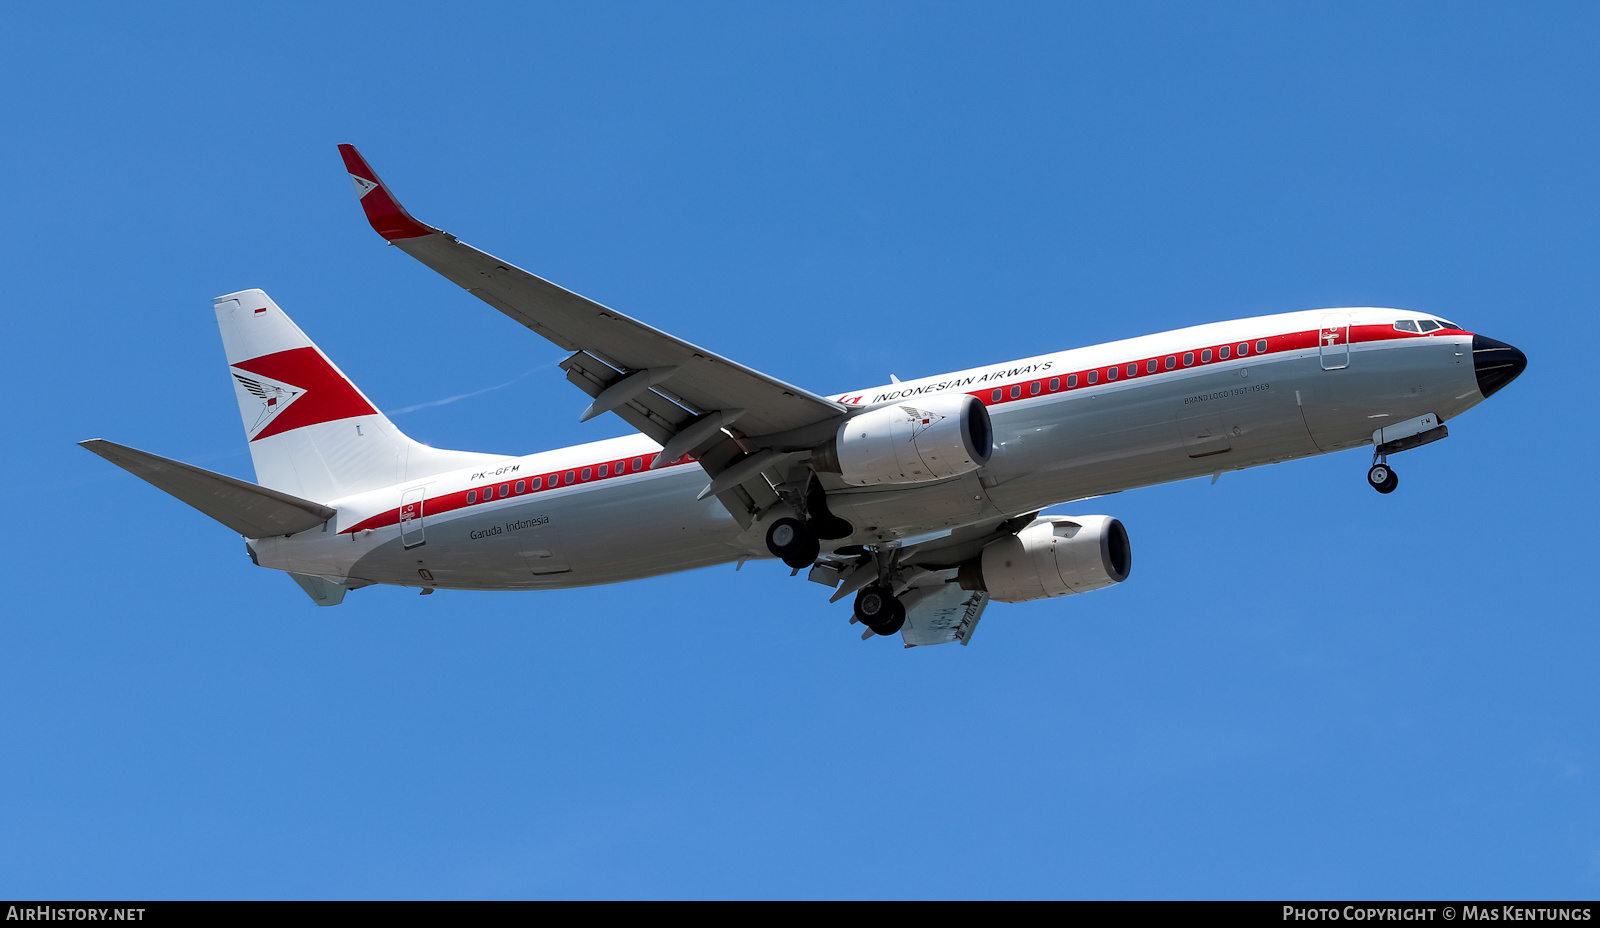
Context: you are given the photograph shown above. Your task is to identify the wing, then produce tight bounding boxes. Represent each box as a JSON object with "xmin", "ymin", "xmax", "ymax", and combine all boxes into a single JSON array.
[
  {"xmin": 337, "ymin": 143, "xmax": 851, "ymax": 521},
  {"xmin": 337, "ymin": 145, "xmax": 848, "ymax": 523}
]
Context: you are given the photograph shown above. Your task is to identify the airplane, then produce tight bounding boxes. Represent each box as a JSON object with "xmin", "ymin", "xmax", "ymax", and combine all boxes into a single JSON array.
[{"xmin": 81, "ymin": 144, "xmax": 1528, "ymax": 647}]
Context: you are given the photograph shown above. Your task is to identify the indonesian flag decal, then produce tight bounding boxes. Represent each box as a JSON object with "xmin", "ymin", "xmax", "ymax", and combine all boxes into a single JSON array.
[
  {"xmin": 900, "ymin": 405, "xmax": 944, "ymax": 439},
  {"xmin": 233, "ymin": 370, "xmax": 307, "ymax": 439}
]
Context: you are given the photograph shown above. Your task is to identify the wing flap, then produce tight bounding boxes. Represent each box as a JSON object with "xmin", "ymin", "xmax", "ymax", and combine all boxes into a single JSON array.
[
  {"xmin": 898, "ymin": 573, "xmax": 990, "ymax": 647},
  {"xmin": 80, "ymin": 439, "xmax": 336, "ymax": 538}
]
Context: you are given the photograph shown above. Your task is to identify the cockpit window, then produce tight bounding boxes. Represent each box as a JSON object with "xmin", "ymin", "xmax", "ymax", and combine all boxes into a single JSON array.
[
  {"xmin": 1417, "ymin": 319, "xmax": 1441, "ymax": 333},
  {"xmin": 1438, "ymin": 320, "xmax": 1462, "ymax": 330},
  {"xmin": 1394, "ymin": 320, "xmax": 1419, "ymax": 333}
]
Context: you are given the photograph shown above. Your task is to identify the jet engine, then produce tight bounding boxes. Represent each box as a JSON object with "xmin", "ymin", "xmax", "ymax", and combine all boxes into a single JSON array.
[
  {"xmin": 812, "ymin": 393, "xmax": 992, "ymax": 487},
  {"xmin": 957, "ymin": 515, "xmax": 1131, "ymax": 603}
]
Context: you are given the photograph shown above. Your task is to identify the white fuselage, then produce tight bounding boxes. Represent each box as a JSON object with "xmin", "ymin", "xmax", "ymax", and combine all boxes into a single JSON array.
[{"xmin": 249, "ymin": 307, "xmax": 1483, "ymax": 591}]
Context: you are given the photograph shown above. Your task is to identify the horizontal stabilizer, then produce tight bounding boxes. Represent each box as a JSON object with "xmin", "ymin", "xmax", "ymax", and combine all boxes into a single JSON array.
[{"xmin": 80, "ymin": 439, "xmax": 337, "ymax": 538}]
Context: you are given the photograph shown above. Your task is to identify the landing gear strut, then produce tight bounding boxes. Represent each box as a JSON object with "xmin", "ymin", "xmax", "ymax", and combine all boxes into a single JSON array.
[
  {"xmin": 853, "ymin": 584, "xmax": 906, "ymax": 636},
  {"xmin": 1367, "ymin": 461, "xmax": 1399, "ymax": 495},
  {"xmin": 765, "ymin": 517, "xmax": 821, "ymax": 569}
]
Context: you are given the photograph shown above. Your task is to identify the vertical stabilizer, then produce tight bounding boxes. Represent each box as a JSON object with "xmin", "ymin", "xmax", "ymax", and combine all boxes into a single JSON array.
[{"xmin": 215, "ymin": 289, "xmax": 502, "ymax": 502}]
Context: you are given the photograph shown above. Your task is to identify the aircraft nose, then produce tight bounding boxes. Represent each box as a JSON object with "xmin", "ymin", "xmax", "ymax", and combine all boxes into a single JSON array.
[{"xmin": 1472, "ymin": 334, "xmax": 1527, "ymax": 398}]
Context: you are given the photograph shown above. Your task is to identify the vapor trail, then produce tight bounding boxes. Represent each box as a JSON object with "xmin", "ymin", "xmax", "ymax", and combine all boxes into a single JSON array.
[{"xmin": 385, "ymin": 364, "xmax": 555, "ymax": 416}]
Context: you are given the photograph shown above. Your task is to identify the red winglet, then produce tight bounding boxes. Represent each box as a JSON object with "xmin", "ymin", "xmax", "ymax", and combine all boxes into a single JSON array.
[{"xmin": 337, "ymin": 144, "xmax": 436, "ymax": 241}]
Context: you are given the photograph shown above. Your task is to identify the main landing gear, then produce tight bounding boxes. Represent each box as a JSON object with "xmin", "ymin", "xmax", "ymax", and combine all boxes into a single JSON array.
[
  {"xmin": 765, "ymin": 520, "xmax": 909, "ymax": 639},
  {"xmin": 853, "ymin": 584, "xmax": 906, "ymax": 636},
  {"xmin": 1367, "ymin": 461, "xmax": 1399, "ymax": 495},
  {"xmin": 763, "ymin": 479, "xmax": 854, "ymax": 569},
  {"xmin": 765, "ymin": 517, "xmax": 821, "ymax": 569},
  {"xmin": 763, "ymin": 478, "xmax": 908, "ymax": 640}
]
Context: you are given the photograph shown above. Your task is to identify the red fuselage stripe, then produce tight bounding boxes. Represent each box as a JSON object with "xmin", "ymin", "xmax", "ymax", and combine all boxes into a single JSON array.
[
  {"xmin": 340, "ymin": 454, "xmax": 697, "ymax": 535},
  {"xmin": 958, "ymin": 323, "xmax": 1463, "ymax": 409}
]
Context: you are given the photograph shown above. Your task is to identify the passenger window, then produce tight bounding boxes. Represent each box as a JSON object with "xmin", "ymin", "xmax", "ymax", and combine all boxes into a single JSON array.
[
  {"xmin": 1106, "ymin": 366, "xmax": 1118, "ymax": 381},
  {"xmin": 598, "ymin": 464, "xmax": 608, "ymax": 477},
  {"xmin": 500, "ymin": 483, "xmax": 510, "ymax": 496},
  {"xmin": 565, "ymin": 471, "xmax": 575, "ymax": 483},
  {"xmin": 1202, "ymin": 349, "xmax": 1212, "ymax": 362},
  {"xmin": 1417, "ymin": 320, "xmax": 1440, "ymax": 333},
  {"xmin": 1220, "ymin": 345, "xmax": 1230, "ymax": 359},
  {"xmin": 467, "ymin": 490, "xmax": 477, "ymax": 504},
  {"xmin": 1067, "ymin": 374, "xmax": 1078, "ymax": 388},
  {"xmin": 1395, "ymin": 320, "xmax": 1419, "ymax": 333},
  {"xmin": 1010, "ymin": 385, "xmax": 1020, "ymax": 398},
  {"xmin": 1049, "ymin": 377, "xmax": 1060, "ymax": 391},
  {"xmin": 632, "ymin": 457, "xmax": 643, "ymax": 470},
  {"xmin": 530, "ymin": 477, "xmax": 542, "ymax": 490},
  {"xmin": 581, "ymin": 468, "xmax": 591, "ymax": 481},
  {"xmin": 483, "ymin": 486, "xmax": 494, "ymax": 501},
  {"xmin": 1165, "ymin": 356, "xmax": 1176, "ymax": 370},
  {"xmin": 1237, "ymin": 343, "xmax": 1249, "ymax": 356},
  {"xmin": 1146, "ymin": 359, "xmax": 1157, "ymax": 373},
  {"xmin": 992, "ymin": 389, "xmax": 1002, "ymax": 402},
  {"xmin": 1030, "ymin": 381, "xmax": 1041, "ymax": 395},
  {"xmin": 1127, "ymin": 364, "xmax": 1137, "ymax": 377},
  {"xmin": 1183, "ymin": 352, "xmax": 1194, "ymax": 366},
  {"xmin": 515, "ymin": 480, "xmax": 525, "ymax": 493},
  {"xmin": 1256, "ymin": 339, "xmax": 1267, "ymax": 353},
  {"xmin": 1087, "ymin": 371, "xmax": 1098, "ymax": 385}
]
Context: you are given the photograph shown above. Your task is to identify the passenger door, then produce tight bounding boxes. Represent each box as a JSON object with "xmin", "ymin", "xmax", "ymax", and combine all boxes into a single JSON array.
[
  {"xmin": 1320, "ymin": 314, "xmax": 1350, "ymax": 370},
  {"xmin": 399, "ymin": 486, "xmax": 426, "ymax": 548}
]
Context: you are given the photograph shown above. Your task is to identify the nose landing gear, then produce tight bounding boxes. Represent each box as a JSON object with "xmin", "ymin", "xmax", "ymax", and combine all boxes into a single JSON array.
[
  {"xmin": 1365, "ymin": 413, "xmax": 1449, "ymax": 495},
  {"xmin": 1367, "ymin": 461, "xmax": 1399, "ymax": 494}
]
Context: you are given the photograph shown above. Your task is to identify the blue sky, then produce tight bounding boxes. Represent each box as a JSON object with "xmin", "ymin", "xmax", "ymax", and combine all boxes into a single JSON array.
[{"xmin": 2, "ymin": 2, "xmax": 1596, "ymax": 899}]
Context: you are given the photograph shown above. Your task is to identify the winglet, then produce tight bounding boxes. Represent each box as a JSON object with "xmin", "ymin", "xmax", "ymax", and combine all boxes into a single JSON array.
[{"xmin": 337, "ymin": 144, "xmax": 436, "ymax": 241}]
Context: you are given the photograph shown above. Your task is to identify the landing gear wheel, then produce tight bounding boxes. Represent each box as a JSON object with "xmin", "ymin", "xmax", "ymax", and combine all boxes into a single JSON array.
[
  {"xmin": 1367, "ymin": 463, "xmax": 1399, "ymax": 495},
  {"xmin": 765, "ymin": 517, "xmax": 820, "ymax": 569},
  {"xmin": 854, "ymin": 585, "xmax": 906, "ymax": 636}
]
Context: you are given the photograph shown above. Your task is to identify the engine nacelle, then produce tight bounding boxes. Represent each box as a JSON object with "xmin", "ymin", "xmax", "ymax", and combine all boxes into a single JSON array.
[
  {"xmin": 813, "ymin": 393, "xmax": 992, "ymax": 487},
  {"xmin": 958, "ymin": 515, "xmax": 1131, "ymax": 603}
]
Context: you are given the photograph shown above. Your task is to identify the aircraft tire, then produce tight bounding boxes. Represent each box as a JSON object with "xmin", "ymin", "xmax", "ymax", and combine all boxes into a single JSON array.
[
  {"xmin": 1377, "ymin": 470, "xmax": 1399, "ymax": 494},
  {"xmin": 766, "ymin": 517, "xmax": 821, "ymax": 569},
  {"xmin": 1368, "ymin": 464, "xmax": 1393, "ymax": 491},
  {"xmin": 854, "ymin": 585, "xmax": 905, "ymax": 635},
  {"xmin": 871, "ymin": 603, "xmax": 906, "ymax": 636}
]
